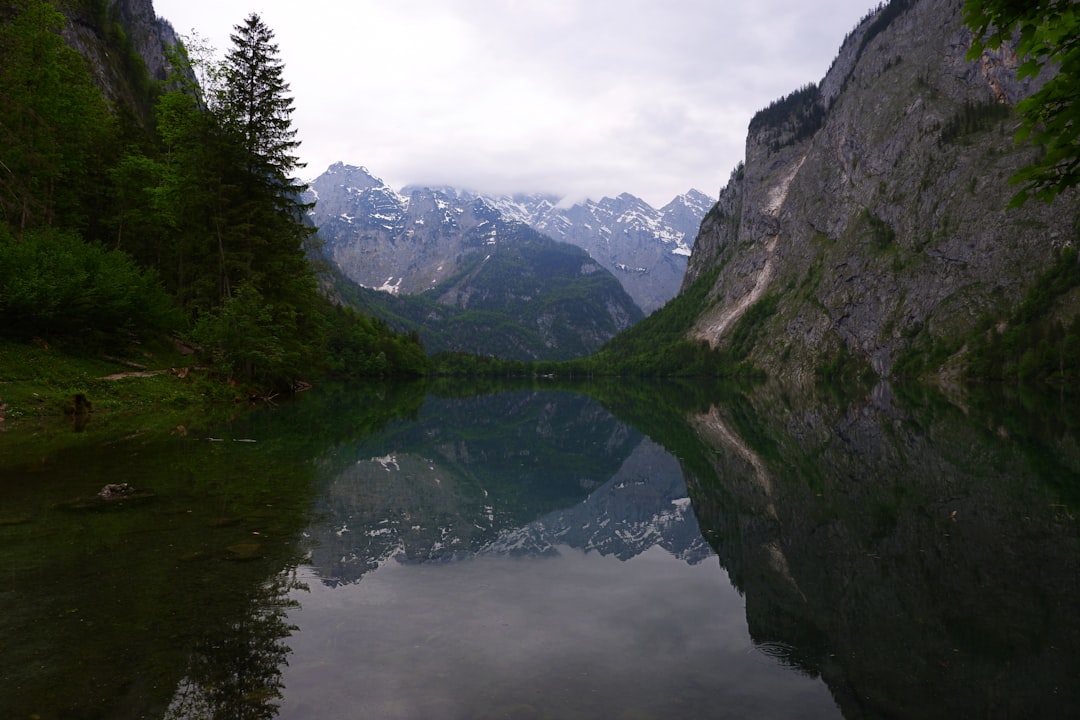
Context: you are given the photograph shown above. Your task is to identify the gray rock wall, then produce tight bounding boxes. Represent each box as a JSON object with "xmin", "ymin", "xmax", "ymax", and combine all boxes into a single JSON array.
[{"xmin": 684, "ymin": 0, "xmax": 1079, "ymax": 381}]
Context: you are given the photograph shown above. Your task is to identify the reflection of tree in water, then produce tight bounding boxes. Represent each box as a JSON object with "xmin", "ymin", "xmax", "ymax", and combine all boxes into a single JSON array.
[{"xmin": 164, "ymin": 570, "xmax": 308, "ymax": 720}]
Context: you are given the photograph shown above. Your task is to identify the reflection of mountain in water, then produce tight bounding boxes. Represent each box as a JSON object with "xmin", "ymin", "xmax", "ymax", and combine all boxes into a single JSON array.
[
  {"xmin": 484, "ymin": 438, "xmax": 712, "ymax": 564},
  {"xmin": 306, "ymin": 391, "xmax": 707, "ymax": 585},
  {"xmin": 675, "ymin": 382, "xmax": 1080, "ymax": 720}
]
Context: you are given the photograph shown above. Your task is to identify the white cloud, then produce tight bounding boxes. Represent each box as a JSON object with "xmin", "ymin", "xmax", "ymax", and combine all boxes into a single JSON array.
[{"xmin": 154, "ymin": 0, "xmax": 879, "ymax": 206}]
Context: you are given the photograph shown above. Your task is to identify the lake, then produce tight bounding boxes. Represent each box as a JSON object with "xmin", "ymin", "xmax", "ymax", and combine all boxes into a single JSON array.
[{"xmin": 2, "ymin": 379, "xmax": 1078, "ymax": 719}]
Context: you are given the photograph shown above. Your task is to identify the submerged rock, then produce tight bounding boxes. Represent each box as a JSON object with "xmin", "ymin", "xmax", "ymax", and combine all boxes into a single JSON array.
[{"xmin": 97, "ymin": 483, "xmax": 136, "ymax": 500}]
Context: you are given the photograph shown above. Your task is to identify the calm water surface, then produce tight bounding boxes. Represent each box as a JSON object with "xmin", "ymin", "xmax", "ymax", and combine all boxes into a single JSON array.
[{"xmin": 1, "ymin": 380, "xmax": 1078, "ymax": 719}]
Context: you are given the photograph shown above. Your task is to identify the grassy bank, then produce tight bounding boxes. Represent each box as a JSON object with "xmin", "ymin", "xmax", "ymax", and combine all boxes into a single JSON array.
[{"xmin": 0, "ymin": 338, "xmax": 237, "ymax": 430}]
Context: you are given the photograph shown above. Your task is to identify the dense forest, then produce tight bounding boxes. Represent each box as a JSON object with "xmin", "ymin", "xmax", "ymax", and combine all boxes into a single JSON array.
[{"xmin": 0, "ymin": 0, "xmax": 427, "ymax": 392}]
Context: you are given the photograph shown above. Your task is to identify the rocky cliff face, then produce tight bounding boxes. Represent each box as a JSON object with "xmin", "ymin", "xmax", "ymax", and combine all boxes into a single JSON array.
[
  {"xmin": 308, "ymin": 163, "xmax": 709, "ymax": 314},
  {"xmin": 59, "ymin": 0, "xmax": 181, "ymax": 122},
  {"xmin": 309, "ymin": 164, "xmax": 506, "ymax": 295},
  {"xmin": 684, "ymin": 0, "xmax": 1079, "ymax": 381}
]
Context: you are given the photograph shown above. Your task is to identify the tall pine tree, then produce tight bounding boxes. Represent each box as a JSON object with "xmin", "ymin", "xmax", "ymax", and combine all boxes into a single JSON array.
[
  {"xmin": 220, "ymin": 14, "xmax": 306, "ymax": 203},
  {"xmin": 217, "ymin": 14, "xmax": 315, "ymax": 304},
  {"xmin": 184, "ymin": 14, "xmax": 324, "ymax": 388}
]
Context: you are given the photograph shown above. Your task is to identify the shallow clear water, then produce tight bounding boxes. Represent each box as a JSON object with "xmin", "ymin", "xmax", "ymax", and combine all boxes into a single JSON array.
[{"xmin": 2, "ymin": 380, "xmax": 1079, "ymax": 719}]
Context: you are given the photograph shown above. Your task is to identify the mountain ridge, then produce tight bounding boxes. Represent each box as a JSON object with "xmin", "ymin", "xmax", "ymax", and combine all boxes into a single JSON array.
[
  {"xmin": 320, "ymin": 208, "xmax": 644, "ymax": 361},
  {"xmin": 308, "ymin": 163, "xmax": 711, "ymax": 314}
]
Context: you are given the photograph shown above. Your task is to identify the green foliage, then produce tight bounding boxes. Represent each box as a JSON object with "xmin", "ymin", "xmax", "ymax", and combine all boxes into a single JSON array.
[
  {"xmin": 964, "ymin": 0, "xmax": 1080, "ymax": 206},
  {"xmin": 965, "ymin": 246, "xmax": 1080, "ymax": 382},
  {"xmin": 321, "ymin": 305, "xmax": 429, "ymax": 378},
  {"xmin": 190, "ymin": 283, "xmax": 301, "ymax": 388},
  {"xmin": 0, "ymin": 4, "xmax": 425, "ymax": 395},
  {"xmin": 0, "ymin": 227, "xmax": 178, "ymax": 348},
  {"xmin": 939, "ymin": 100, "xmax": 1013, "ymax": 145},
  {"xmin": 430, "ymin": 352, "xmax": 533, "ymax": 378},
  {"xmin": 894, "ymin": 325, "xmax": 964, "ymax": 378},
  {"xmin": 727, "ymin": 294, "xmax": 778, "ymax": 360},
  {"xmin": 0, "ymin": 0, "xmax": 117, "ymax": 233},
  {"xmin": 596, "ymin": 266, "xmax": 721, "ymax": 362},
  {"xmin": 565, "ymin": 271, "xmax": 767, "ymax": 378},
  {"xmin": 190, "ymin": 285, "xmax": 428, "ymax": 388},
  {"xmin": 748, "ymin": 83, "xmax": 825, "ymax": 151}
]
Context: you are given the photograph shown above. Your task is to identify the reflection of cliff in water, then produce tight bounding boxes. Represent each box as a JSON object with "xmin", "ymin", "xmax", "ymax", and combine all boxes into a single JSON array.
[
  {"xmin": 681, "ymin": 382, "xmax": 1080, "ymax": 719},
  {"xmin": 305, "ymin": 390, "xmax": 708, "ymax": 585}
]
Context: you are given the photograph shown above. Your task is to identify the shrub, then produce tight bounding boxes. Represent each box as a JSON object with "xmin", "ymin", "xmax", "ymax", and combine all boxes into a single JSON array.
[{"xmin": 0, "ymin": 227, "xmax": 178, "ymax": 347}]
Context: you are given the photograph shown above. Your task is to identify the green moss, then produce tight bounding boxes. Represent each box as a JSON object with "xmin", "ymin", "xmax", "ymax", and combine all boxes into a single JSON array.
[
  {"xmin": 815, "ymin": 338, "xmax": 877, "ymax": 388},
  {"xmin": 857, "ymin": 208, "xmax": 896, "ymax": 248},
  {"xmin": 0, "ymin": 338, "xmax": 228, "ymax": 424},
  {"xmin": 939, "ymin": 100, "xmax": 1013, "ymax": 145},
  {"xmin": 965, "ymin": 246, "xmax": 1080, "ymax": 382}
]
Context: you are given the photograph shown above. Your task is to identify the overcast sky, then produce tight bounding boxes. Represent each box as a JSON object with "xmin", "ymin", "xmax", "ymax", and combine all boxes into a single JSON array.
[{"xmin": 152, "ymin": 0, "xmax": 879, "ymax": 207}]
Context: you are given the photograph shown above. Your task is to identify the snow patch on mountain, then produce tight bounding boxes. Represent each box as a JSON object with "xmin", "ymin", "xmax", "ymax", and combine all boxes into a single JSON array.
[{"xmin": 306, "ymin": 163, "xmax": 715, "ymax": 314}]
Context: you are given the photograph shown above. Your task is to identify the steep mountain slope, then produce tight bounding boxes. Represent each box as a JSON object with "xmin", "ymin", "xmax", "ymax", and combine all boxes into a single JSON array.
[
  {"xmin": 682, "ymin": 0, "xmax": 1080, "ymax": 382},
  {"xmin": 486, "ymin": 189, "xmax": 711, "ymax": 314},
  {"xmin": 308, "ymin": 164, "xmax": 709, "ymax": 313},
  {"xmin": 59, "ymin": 0, "xmax": 182, "ymax": 124},
  {"xmin": 308, "ymin": 164, "xmax": 645, "ymax": 359},
  {"xmin": 327, "ymin": 208, "xmax": 643, "ymax": 361}
]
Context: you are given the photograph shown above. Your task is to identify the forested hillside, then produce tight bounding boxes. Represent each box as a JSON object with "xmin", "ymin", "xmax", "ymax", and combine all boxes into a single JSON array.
[
  {"xmin": 0, "ymin": 0, "xmax": 426, "ymax": 392},
  {"xmin": 335, "ymin": 222, "xmax": 643, "ymax": 361}
]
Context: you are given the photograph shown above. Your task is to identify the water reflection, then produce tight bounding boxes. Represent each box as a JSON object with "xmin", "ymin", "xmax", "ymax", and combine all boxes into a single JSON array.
[
  {"xmin": 668, "ymin": 381, "xmax": 1080, "ymax": 719},
  {"xmin": 0, "ymin": 382, "xmax": 423, "ymax": 720},
  {"xmin": 4, "ymin": 379, "xmax": 1079, "ymax": 718},
  {"xmin": 278, "ymin": 388, "xmax": 840, "ymax": 718},
  {"xmin": 306, "ymin": 391, "xmax": 712, "ymax": 585},
  {"xmin": 164, "ymin": 571, "xmax": 304, "ymax": 720}
]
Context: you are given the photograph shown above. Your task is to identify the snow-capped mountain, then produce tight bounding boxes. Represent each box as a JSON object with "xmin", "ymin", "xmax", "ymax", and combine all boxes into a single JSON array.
[
  {"xmin": 474, "ymin": 189, "xmax": 714, "ymax": 314},
  {"xmin": 481, "ymin": 438, "xmax": 713, "ymax": 565},
  {"xmin": 308, "ymin": 164, "xmax": 643, "ymax": 360},
  {"xmin": 308, "ymin": 163, "xmax": 497, "ymax": 295},
  {"xmin": 307, "ymin": 163, "xmax": 714, "ymax": 314}
]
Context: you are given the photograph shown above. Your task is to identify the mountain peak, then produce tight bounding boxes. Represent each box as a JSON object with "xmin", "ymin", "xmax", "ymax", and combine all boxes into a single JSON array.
[
  {"xmin": 309, "ymin": 163, "xmax": 713, "ymax": 313},
  {"xmin": 322, "ymin": 163, "xmax": 385, "ymax": 187}
]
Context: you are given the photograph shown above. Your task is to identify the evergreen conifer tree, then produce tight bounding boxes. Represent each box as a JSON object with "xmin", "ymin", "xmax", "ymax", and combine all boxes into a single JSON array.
[
  {"xmin": 213, "ymin": 13, "xmax": 317, "ymax": 310},
  {"xmin": 220, "ymin": 13, "xmax": 306, "ymax": 198}
]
